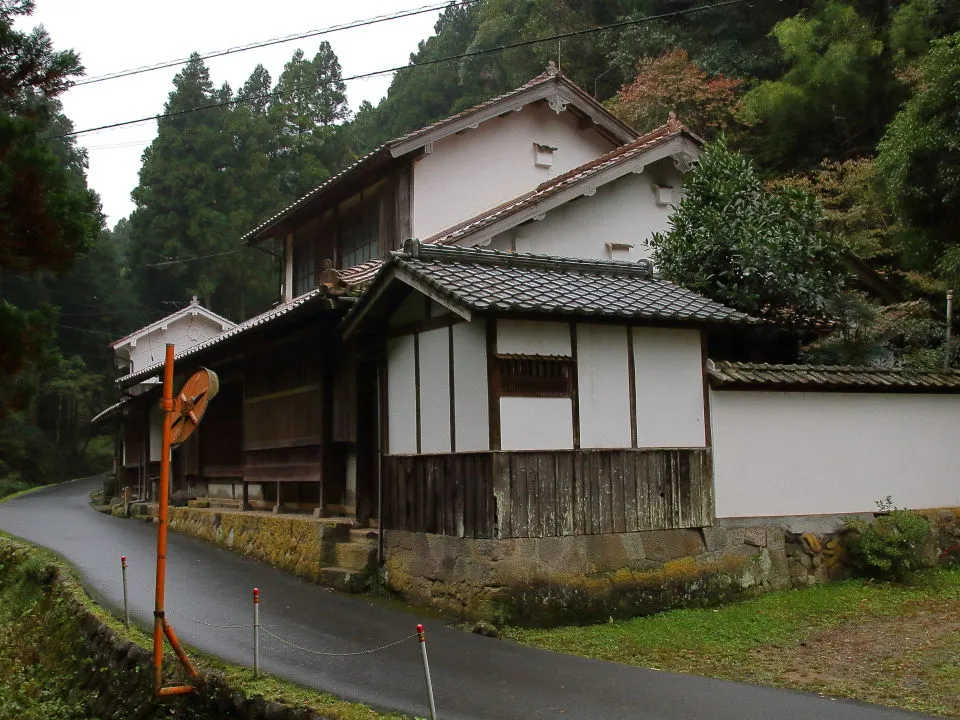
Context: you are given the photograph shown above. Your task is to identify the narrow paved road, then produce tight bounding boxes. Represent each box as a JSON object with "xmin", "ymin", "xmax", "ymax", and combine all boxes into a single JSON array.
[{"xmin": 0, "ymin": 478, "xmax": 931, "ymax": 720}]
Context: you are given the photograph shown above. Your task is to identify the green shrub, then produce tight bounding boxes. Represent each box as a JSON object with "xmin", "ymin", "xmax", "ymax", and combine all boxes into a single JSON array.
[{"xmin": 846, "ymin": 497, "xmax": 932, "ymax": 582}]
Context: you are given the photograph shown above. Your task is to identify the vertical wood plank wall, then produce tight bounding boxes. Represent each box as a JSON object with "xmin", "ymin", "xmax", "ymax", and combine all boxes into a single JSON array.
[{"xmin": 381, "ymin": 448, "xmax": 712, "ymax": 538}]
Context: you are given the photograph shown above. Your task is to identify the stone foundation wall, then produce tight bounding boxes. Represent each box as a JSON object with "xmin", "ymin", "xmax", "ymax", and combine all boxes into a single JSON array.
[
  {"xmin": 384, "ymin": 526, "xmax": 791, "ymax": 626},
  {"xmin": 384, "ymin": 508, "xmax": 960, "ymax": 626}
]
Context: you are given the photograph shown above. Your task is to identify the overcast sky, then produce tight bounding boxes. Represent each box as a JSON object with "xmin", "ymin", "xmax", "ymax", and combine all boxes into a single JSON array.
[{"xmin": 24, "ymin": 1, "xmax": 443, "ymax": 226}]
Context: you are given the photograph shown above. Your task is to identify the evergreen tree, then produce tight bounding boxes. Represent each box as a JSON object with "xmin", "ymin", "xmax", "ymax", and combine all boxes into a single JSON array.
[
  {"xmin": 0, "ymin": 1, "xmax": 101, "ymax": 420},
  {"xmin": 238, "ymin": 64, "xmax": 272, "ymax": 114},
  {"xmin": 651, "ymin": 138, "xmax": 848, "ymax": 325},
  {"xmin": 270, "ymin": 43, "xmax": 351, "ymax": 201},
  {"xmin": 129, "ymin": 54, "xmax": 250, "ymax": 319},
  {"xmin": 876, "ymin": 32, "xmax": 960, "ymax": 285},
  {"xmin": 737, "ymin": 2, "xmax": 901, "ymax": 168}
]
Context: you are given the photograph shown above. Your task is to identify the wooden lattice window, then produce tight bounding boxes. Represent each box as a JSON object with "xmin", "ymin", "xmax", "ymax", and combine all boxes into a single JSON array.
[{"xmin": 496, "ymin": 355, "xmax": 575, "ymax": 397}]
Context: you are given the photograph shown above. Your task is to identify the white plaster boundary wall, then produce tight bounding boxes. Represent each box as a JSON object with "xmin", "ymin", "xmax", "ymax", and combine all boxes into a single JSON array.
[
  {"xmin": 577, "ymin": 324, "xmax": 631, "ymax": 448},
  {"xmin": 633, "ymin": 328, "xmax": 705, "ymax": 448},
  {"xmin": 711, "ymin": 390, "xmax": 960, "ymax": 518}
]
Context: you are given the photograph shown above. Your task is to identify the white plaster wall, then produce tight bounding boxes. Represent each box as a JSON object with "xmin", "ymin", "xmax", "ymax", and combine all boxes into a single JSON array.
[
  {"xmin": 712, "ymin": 390, "xmax": 960, "ymax": 518},
  {"xmin": 125, "ymin": 315, "xmax": 224, "ymax": 375},
  {"xmin": 387, "ymin": 336, "xmax": 418, "ymax": 454},
  {"xmin": 633, "ymin": 327, "xmax": 705, "ymax": 448},
  {"xmin": 412, "ymin": 102, "xmax": 614, "ymax": 241},
  {"xmin": 577, "ymin": 324, "xmax": 632, "ymax": 449},
  {"xmin": 452, "ymin": 322, "xmax": 489, "ymax": 452},
  {"xmin": 500, "ymin": 397, "xmax": 574, "ymax": 451},
  {"xmin": 418, "ymin": 328, "xmax": 451, "ymax": 454},
  {"xmin": 507, "ymin": 173, "xmax": 674, "ymax": 262},
  {"xmin": 497, "ymin": 319, "xmax": 571, "ymax": 356}
]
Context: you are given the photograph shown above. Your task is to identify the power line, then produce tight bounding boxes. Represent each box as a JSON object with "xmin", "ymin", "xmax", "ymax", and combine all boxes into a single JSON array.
[
  {"xmin": 73, "ymin": 1, "xmax": 479, "ymax": 87},
  {"xmin": 144, "ymin": 249, "xmax": 241, "ymax": 267},
  {"xmin": 53, "ymin": 0, "xmax": 746, "ymax": 140}
]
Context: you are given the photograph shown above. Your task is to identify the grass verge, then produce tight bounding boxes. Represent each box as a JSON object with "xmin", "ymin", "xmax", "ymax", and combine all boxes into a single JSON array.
[
  {"xmin": 0, "ymin": 527, "xmax": 413, "ymax": 719},
  {"xmin": 505, "ymin": 567, "xmax": 960, "ymax": 717}
]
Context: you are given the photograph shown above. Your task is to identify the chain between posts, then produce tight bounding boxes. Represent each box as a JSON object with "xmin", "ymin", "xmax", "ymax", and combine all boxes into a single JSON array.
[
  {"xmin": 131, "ymin": 577, "xmax": 414, "ymax": 655},
  {"xmin": 259, "ymin": 626, "xmax": 418, "ymax": 657}
]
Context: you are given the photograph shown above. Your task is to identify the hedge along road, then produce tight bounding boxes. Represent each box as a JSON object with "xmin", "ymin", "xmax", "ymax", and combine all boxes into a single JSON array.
[{"xmin": 0, "ymin": 477, "xmax": 933, "ymax": 720}]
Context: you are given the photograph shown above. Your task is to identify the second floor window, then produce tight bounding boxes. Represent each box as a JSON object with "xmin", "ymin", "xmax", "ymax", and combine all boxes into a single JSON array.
[
  {"xmin": 293, "ymin": 235, "xmax": 316, "ymax": 297},
  {"xmin": 340, "ymin": 198, "xmax": 380, "ymax": 269}
]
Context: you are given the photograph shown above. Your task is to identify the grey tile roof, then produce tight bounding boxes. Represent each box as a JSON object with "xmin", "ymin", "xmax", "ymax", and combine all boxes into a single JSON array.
[
  {"xmin": 381, "ymin": 241, "xmax": 750, "ymax": 324},
  {"xmin": 90, "ymin": 397, "xmax": 131, "ymax": 425},
  {"xmin": 116, "ymin": 266, "xmax": 376, "ymax": 388},
  {"xmin": 708, "ymin": 361, "xmax": 960, "ymax": 391}
]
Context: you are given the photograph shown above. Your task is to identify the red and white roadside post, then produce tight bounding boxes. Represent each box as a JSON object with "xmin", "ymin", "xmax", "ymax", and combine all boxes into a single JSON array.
[
  {"xmin": 416, "ymin": 623, "xmax": 438, "ymax": 720},
  {"xmin": 253, "ymin": 587, "xmax": 261, "ymax": 677},
  {"xmin": 120, "ymin": 555, "xmax": 129, "ymax": 626}
]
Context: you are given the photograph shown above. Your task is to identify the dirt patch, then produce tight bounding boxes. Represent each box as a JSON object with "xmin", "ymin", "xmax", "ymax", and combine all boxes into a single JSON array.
[{"xmin": 762, "ymin": 600, "xmax": 960, "ymax": 717}]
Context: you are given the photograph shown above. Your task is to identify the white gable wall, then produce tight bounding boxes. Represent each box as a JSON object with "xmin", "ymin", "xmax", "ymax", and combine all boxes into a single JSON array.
[
  {"xmin": 412, "ymin": 102, "xmax": 615, "ymax": 242},
  {"xmin": 120, "ymin": 314, "xmax": 226, "ymax": 376},
  {"xmin": 487, "ymin": 162, "xmax": 685, "ymax": 261}
]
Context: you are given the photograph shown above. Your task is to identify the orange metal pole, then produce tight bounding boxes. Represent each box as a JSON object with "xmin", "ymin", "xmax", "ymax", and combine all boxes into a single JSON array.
[
  {"xmin": 163, "ymin": 618, "xmax": 200, "ymax": 680},
  {"xmin": 154, "ymin": 344, "xmax": 174, "ymax": 695},
  {"xmin": 153, "ymin": 344, "xmax": 199, "ymax": 696}
]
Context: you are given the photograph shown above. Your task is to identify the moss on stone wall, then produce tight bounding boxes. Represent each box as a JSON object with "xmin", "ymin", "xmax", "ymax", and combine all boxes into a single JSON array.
[
  {"xmin": 384, "ymin": 527, "xmax": 791, "ymax": 627},
  {"xmin": 493, "ymin": 548, "xmax": 778, "ymax": 626},
  {"xmin": 166, "ymin": 508, "xmax": 333, "ymax": 583}
]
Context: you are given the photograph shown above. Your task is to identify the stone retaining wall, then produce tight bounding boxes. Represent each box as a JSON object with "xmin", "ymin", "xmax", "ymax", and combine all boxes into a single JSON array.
[
  {"xmin": 384, "ymin": 509, "xmax": 960, "ymax": 626},
  {"xmin": 166, "ymin": 507, "xmax": 336, "ymax": 582},
  {"xmin": 384, "ymin": 526, "xmax": 791, "ymax": 626}
]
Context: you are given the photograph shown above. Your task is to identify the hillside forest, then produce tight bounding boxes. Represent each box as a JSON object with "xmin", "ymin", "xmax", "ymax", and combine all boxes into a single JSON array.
[{"xmin": 2, "ymin": 0, "xmax": 960, "ymax": 488}]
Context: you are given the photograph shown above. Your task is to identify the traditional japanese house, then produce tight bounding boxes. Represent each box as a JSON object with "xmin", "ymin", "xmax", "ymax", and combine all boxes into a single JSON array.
[
  {"xmin": 94, "ymin": 298, "xmax": 236, "ymax": 501},
  {"xmin": 340, "ymin": 240, "xmax": 751, "ymax": 607},
  {"xmin": 95, "ymin": 65, "xmax": 707, "ymax": 522}
]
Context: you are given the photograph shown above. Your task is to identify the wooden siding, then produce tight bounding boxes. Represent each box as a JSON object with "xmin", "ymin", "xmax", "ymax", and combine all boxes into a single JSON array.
[
  {"xmin": 201, "ymin": 381, "xmax": 243, "ymax": 478},
  {"xmin": 122, "ymin": 415, "xmax": 147, "ymax": 467},
  {"xmin": 382, "ymin": 448, "xmax": 712, "ymax": 538},
  {"xmin": 244, "ymin": 446, "xmax": 323, "ymax": 484},
  {"xmin": 244, "ymin": 355, "xmax": 323, "ymax": 451}
]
